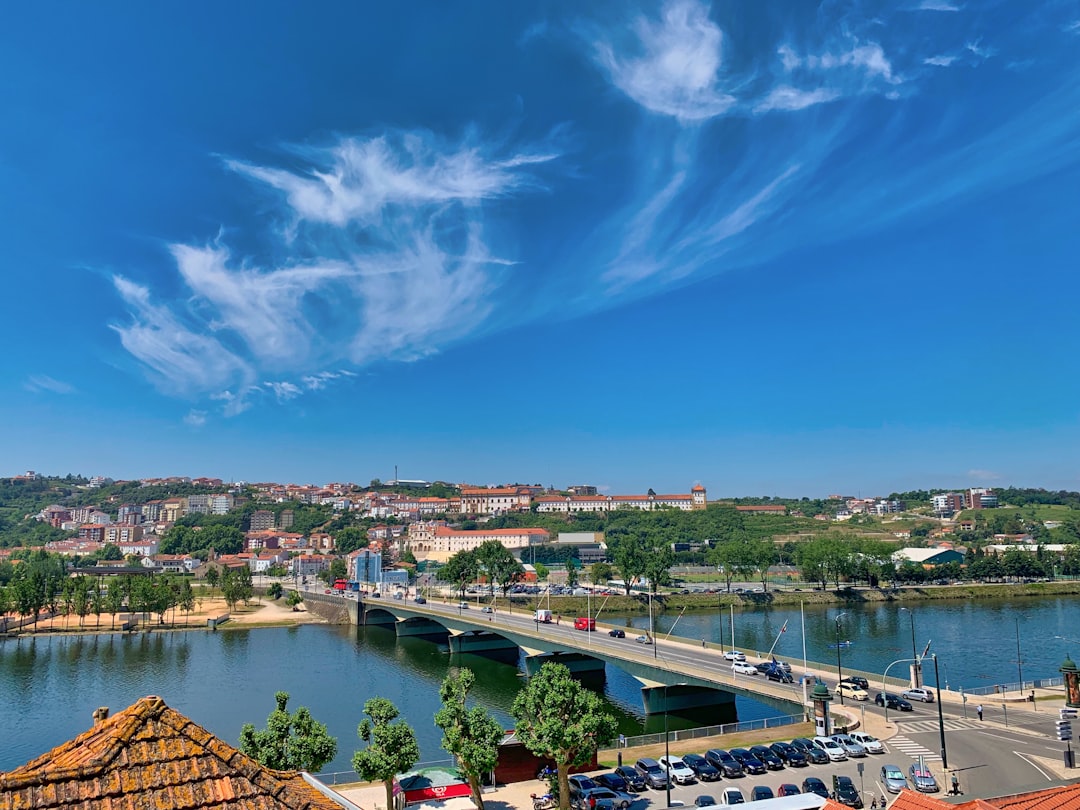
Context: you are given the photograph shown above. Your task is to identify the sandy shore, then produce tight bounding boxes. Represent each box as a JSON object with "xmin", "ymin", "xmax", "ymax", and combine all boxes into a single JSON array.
[{"xmin": 3, "ymin": 592, "xmax": 327, "ymax": 635}]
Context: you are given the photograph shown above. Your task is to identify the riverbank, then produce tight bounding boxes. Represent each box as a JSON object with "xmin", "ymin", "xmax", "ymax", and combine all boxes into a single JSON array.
[
  {"xmin": 1, "ymin": 593, "xmax": 326, "ymax": 637},
  {"xmin": 493, "ymin": 579, "xmax": 1080, "ymax": 615}
]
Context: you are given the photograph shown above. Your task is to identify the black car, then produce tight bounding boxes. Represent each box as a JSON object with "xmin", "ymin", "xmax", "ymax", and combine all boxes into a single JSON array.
[
  {"xmin": 802, "ymin": 777, "xmax": 830, "ymax": 799},
  {"xmin": 842, "ymin": 676, "xmax": 870, "ymax": 690},
  {"xmin": 749, "ymin": 745, "xmax": 784, "ymax": 771},
  {"xmin": 754, "ymin": 662, "xmax": 773, "ymax": 674},
  {"xmin": 682, "ymin": 753, "xmax": 721, "ymax": 782},
  {"xmin": 833, "ymin": 776, "xmax": 863, "ymax": 808},
  {"xmin": 769, "ymin": 742, "xmax": 807, "ymax": 767},
  {"xmin": 594, "ymin": 773, "xmax": 630, "ymax": 793},
  {"xmin": 413, "ymin": 596, "xmax": 427, "ymax": 604},
  {"xmin": 694, "ymin": 797, "xmax": 717, "ymax": 807},
  {"xmin": 750, "ymin": 786, "xmax": 774, "ymax": 802},
  {"xmin": 767, "ymin": 669, "xmax": 794, "ymax": 683},
  {"xmin": 613, "ymin": 766, "xmax": 646, "ymax": 792},
  {"xmin": 729, "ymin": 749, "xmax": 766, "ymax": 776},
  {"xmin": 609, "ymin": 628, "xmax": 626, "ymax": 638},
  {"xmin": 704, "ymin": 749, "xmax": 744, "ymax": 778},
  {"xmin": 875, "ymin": 692, "xmax": 913, "ymax": 711},
  {"xmin": 791, "ymin": 738, "xmax": 830, "ymax": 765}
]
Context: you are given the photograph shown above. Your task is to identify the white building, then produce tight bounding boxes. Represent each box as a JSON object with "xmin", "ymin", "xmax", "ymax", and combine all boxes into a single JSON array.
[
  {"xmin": 408, "ymin": 522, "xmax": 549, "ymax": 561},
  {"xmin": 534, "ymin": 485, "xmax": 706, "ymax": 513}
]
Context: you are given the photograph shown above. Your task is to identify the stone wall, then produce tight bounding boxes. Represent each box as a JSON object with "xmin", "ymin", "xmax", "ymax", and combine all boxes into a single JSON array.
[{"xmin": 298, "ymin": 590, "xmax": 356, "ymax": 625}]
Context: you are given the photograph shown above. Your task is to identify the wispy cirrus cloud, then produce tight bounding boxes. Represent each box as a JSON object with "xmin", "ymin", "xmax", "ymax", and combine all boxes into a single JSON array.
[
  {"xmin": 594, "ymin": 0, "xmax": 735, "ymax": 123},
  {"xmin": 111, "ymin": 132, "xmax": 556, "ymax": 418},
  {"xmin": 968, "ymin": 468, "xmax": 1002, "ymax": 481},
  {"xmin": 24, "ymin": 375, "xmax": 76, "ymax": 395},
  {"xmin": 917, "ymin": 1, "xmax": 961, "ymax": 11},
  {"xmin": 924, "ymin": 55, "xmax": 958, "ymax": 67},
  {"xmin": 183, "ymin": 410, "xmax": 207, "ymax": 428},
  {"xmin": 754, "ymin": 86, "xmax": 841, "ymax": 113}
]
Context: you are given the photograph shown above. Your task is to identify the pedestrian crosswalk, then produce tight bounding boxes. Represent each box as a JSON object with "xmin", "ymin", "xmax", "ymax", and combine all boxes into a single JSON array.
[
  {"xmin": 886, "ymin": 735, "xmax": 942, "ymax": 761},
  {"xmin": 897, "ymin": 718, "xmax": 983, "ymax": 733}
]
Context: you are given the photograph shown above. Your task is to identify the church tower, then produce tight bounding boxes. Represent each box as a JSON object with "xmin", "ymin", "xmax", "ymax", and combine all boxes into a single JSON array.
[{"xmin": 691, "ymin": 484, "xmax": 706, "ymax": 510}]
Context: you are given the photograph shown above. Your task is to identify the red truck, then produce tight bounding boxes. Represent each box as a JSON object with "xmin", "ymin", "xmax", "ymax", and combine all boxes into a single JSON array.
[{"xmin": 573, "ymin": 617, "xmax": 596, "ymax": 631}]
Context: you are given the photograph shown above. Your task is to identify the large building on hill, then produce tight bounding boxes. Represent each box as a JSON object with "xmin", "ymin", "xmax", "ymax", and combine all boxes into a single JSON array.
[
  {"xmin": 407, "ymin": 521, "xmax": 549, "ymax": 560},
  {"xmin": 534, "ymin": 484, "xmax": 706, "ymax": 513}
]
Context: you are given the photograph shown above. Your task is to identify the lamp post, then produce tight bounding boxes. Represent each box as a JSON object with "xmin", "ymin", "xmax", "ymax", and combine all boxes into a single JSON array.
[
  {"xmin": 899, "ymin": 607, "xmax": 919, "ymax": 687},
  {"xmin": 882, "ymin": 657, "xmax": 918, "ymax": 723},
  {"xmin": 932, "ymin": 653, "xmax": 949, "ymax": 769},
  {"xmin": 835, "ymin": 613, "xmax": 848, "ymax": 704},
  {"xmin": 664, "ymin": 684, "xmax": 672, "ymax": 809},
  {"xmin": 649, "ymin": 590, "xmax": 657, "ymax": 659}
]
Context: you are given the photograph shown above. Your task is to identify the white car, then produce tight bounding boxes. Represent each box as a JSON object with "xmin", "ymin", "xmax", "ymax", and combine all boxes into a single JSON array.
[
  {"xmin": 659, "ymin": 756, "xmax": 697, "ymax": 785},
  {"xmin": 732, "ymin": 662, "xmax": 758, "ymax": 675},
  {"xmin": 849, "ymin": 732, "xmax": 885, "ymax": 754},
  {"xmin": 812, "ymin": 736, "xmax": 848, "ymax": 762},
  {"xmin": 835, "ymin": 682, "xmax": 869, "ymax": 701},
  {"xmin": 723, "ymin": 650, "xmax": 747, "ymax": 662}
]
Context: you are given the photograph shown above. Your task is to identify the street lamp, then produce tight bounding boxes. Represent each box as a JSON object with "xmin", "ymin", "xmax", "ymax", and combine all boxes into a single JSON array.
[
  {"xmin": 664, "ymin": 684, "xmax": 672, "ymax": 809},
  {"xmin": 835, "ymin": 613, "xmax": 848, "ymax": 705},
  {"xmin": 1015, "ymin": 618, "xmax": 1024, "ymax": 693},
  {"xmin": 899, "ymin": 607, "xmax": 919, "ymax": 687},
  {"xmin": 932, "ymin": 653, "xmax": 949, "ymax": 769}
]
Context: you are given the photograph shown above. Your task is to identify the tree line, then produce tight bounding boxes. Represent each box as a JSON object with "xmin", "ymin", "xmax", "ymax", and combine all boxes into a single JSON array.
[{"xmin": 241, "ymin": 661, "xmax": 615, "ymax": 810}]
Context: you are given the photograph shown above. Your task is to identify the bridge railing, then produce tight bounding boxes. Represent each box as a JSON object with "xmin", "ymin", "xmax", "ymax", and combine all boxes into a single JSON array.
[
  {"xmin": 315, "ymin": 759, "xmax": 458, "ymax": 785},
  {"xmin": 962, "ymin": 676, "xmax": 1063, "ymax": 696},
  {"xmin": 610, "ymin": 712, "xmax": 805, "ymax": 750}
]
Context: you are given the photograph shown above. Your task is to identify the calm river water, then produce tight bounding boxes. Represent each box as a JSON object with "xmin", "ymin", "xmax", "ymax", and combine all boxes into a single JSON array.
[{"xmin": 2, "ymin": 595, "xmax": 1076, "ymax": 775}]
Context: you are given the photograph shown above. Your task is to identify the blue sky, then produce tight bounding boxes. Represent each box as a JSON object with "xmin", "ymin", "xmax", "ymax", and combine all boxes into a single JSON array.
[{"xmin": 2, "ymin": 0, "xmax": 1079, "ymax": 496}]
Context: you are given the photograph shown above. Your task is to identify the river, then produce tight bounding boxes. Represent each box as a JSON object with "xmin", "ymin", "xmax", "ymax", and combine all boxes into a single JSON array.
[{"xmin": 1, "ymin": 594, "xmax": 1076, "ymax": 776}]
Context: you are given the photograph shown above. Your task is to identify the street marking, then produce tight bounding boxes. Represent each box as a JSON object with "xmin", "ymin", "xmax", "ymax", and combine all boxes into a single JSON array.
[
  {"xmin": 887, "ymin": 736, "xmax": 941, "ymax": 761},
  {"xmin": 896, "ymin": 719, "xmax": 982, "ymax": 733},
  {"xmin": 1014, "ymin": 752, "xmax": 1053, "ymax": 781}
]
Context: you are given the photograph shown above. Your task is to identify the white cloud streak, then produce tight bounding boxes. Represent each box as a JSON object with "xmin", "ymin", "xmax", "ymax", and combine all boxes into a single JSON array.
[
  {"xmin": 755, "ymin": 86, "xmax": 841, "ymax": 113},
  {"xmin": 917, "ymin": 1, "xmax": 960, "ymax": 11},
  {"xmin": 183, "ymin": 410, "xmax": 207, "ymax": 428},
  {"xmin": 594, "ymin": 0, "xmax": 735, "ymax": 123},
  {"xmin": 924, "ymin": 55, "xmax": 958, "ymax": 67},
  {"xmin": 24, "ymin": 375, "xmax": 75, "ymax": 395}
]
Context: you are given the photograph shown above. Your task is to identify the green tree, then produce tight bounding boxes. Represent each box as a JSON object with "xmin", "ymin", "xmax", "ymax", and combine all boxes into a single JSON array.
[
  {"xmin": 267, "ymin": 582, "xmax": 284, "ymax": 600},
  {"xmin": 476, "ymin": 540, "xmax": 525, "ymax": 595},
  {"xmin": 352, "ymin": 698, "xmax": 420, "ymax": 810},
  {"xmin": 105, "ymin": 578, "xmax": 124, "ymax": 630},
  {"xmin": 534, "ymin": 562, "xmax": 550, "ymax": 581},
  {"xmin": 607, "ymin": 533, "xmax": 646, "ymax": 595},
  {"xmin": 434, "ymin": 669, "xmax": 504, "ymax": 810},
  {"xmin": 328, "ymin": 558, "xmax": 349, "ymax": 582},
  {"xmin": 588, "ymin": 562, "xmax": 613, "ymax": 586},
  {"xmin": 205, "ymin": 566, "xmax": 220, "ymax": 594},
  {"xmin": 442, "ymin": 549, "xmax": 481, "ymax": 597},
  {"xmin": 239, "ymin": 691, "xmax": 338, "ymax": 773},
  {"xmin": 335, "ymin": 527, "xmax": 368, "ymax": 555},
  {"xmin": 287, "ymin": 590, "xmax": 304, "ymax": 610},
  {"xmin": 511, "ymin": 663, "xmax": 618, "ymax": 810},
  {"xmin": 641, "ymin": 541, "xmax": 675, "ymax": 593},
  {"xmin": 222, "ymin": 566, "xmax": 254, "ymax": 610},
  {"xmin": 565, "ymin": 560, "xmax": 579, "ymax": 589}
]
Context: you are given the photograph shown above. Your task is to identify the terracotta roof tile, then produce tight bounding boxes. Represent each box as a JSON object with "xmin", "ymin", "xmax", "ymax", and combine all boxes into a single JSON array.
[
  {"xmin": 889, "ymin": 790, "xmax": 954, "ymax": 810},
  {"xmin": 0, "ymin": 696, "xmax": 345, "ymax": 810},
  {"xmin": 986, "ymin": 782, "xmax": 1080, "ymax": 810}
]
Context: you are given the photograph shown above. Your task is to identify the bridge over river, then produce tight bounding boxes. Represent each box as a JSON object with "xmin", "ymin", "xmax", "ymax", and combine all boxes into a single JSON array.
[{"xmin": 339, "ymin": 594, "xmax": 903, "ymax": 718}]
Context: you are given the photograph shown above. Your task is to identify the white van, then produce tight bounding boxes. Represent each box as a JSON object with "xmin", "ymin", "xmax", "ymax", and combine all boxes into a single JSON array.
[{"xmin": 534, "ymin": 609, "xmax": 553, "ymax": 623}]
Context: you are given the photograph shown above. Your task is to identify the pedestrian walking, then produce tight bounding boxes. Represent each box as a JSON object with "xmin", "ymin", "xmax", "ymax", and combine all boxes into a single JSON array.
[
  {"xmin": 977, "ymin": 704, "xmax": 983, "ymax": 721},
  {"xmin": 871, "ymin": 796, "xmax": 878, "ymax": 809},
  {"xmin": 702, "ymin": 638, "xmax": 706, "ymax": 648}
]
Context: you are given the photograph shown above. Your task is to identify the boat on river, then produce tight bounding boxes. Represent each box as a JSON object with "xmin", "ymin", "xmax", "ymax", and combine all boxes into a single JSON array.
[{"xmin": 829, "ymin": 640, "xmax": 854, "ymax": 649}]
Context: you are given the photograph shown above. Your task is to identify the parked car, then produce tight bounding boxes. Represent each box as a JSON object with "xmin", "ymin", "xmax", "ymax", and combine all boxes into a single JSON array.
[
  {"xmin": 842, "ymin": 676, "xmax": 870, "ymax": 690},
  {"xmin": 729, "ymin": 749, "xmax": 766, "ymax": 775},
  {"xmin": 635, "ymin": 634, "xmax": 652, "ymax": 645},
  {"xmin": 875, "ymin": 692, "xmax": 913, "ymax": 711},
  {"xmin": 909, "ymin": 764, "xmax": 939, "ymax": 792},
  {"xmin": 732, "ymin": 662, "xmax": 758, "ymax": 675},
  {"xmin": 801, "ymin": 778, "xmax": 830, "ymax": 799},
  {"xmin": 790, "ymin": 738, "xmax": 829, "ymax": 765},
  {"xmin": 719, "ymin": 788, "xmax": 745, "ymax": 805},
  {"xmin": 568, "ymin": 775, "xmax": 600, "ymax": 795},
  {"xmin": 830, "ymin": 734, "xmax": 868, "ymax": 758},
  {"xmin": 749, "ymin": 745, "xmax": 784, "ymax": 770},
  {"xmin": 903, "ymin": 688, "xmax": 936, "ymax": 703},
  {"xmin": 613, "ymin": 766, "xmax": 646, "ymax": 792},
  {"xmin": 705, "ymin": 749, "xmax": 744, "ymax": 778},
  {"xmin": 849, "ymin": 732, "xmax": 884, "ymax": 754},
  {"xmin": 750, "ymin": 786, "xmax": 774, "ymax": 801},
  {"xmin": 768, "ymin": 741, "xmax": 807, "ymax": 767},
  {"xmin": 694, "ymin": 797, "xmax": 717, "ymax": 807},
  {"xmin": 634, "ymin": 758, "xmax": 668, "ymax": 790},
  {"xmin": 723, "ymin": 650, "xmax": 747, "ymax": 661},
  {"xmin": 835, "ymin": 682, "xmax": 869, "ymax": 701},
  {"xmin": 608, "ymin": 628, "xmax": 626, "ymax": 638},
  {"xmin": 777, "ymin": 784, "xmax": 801, "ymax": 797},
  {"xmin": 682, "ymin": 753, "xmax": 721, "ymax": 782},
  {"xmin": 659, "ymin": 756, "xmax": 696, "ymax": 785},
  {"xmin": 880, "ymin": 764, "xmax": 907, "ymax": 794},
  {"xmin": 594, "ymin": 773, "xmax": 630, "ymax": 793},
  {"xmin": 812, "ymin": 736, "xmax": 848, "ymax": 762},
  {"xmin": 833, "ymin": 775, "xmax": 863, "ymax": 808},
  {"xmin": 578, "ymin": 787, "xmax": 634, "ymax": 810}
]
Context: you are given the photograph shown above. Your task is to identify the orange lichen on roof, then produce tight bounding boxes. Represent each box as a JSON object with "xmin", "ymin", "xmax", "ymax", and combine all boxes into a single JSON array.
[
  {"xmin": 890, "ymin": 790, "xmax": 956, "ymax": 810},
  {"xmin": 0, "ymin": 695, "xmax": 344, "ymax": 810},
  {"xmin": 982, "ymin": 782, "xmax": 1080, "ymax": 810}
]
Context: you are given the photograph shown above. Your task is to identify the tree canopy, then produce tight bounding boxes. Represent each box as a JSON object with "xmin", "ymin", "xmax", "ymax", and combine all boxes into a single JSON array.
[
  {"xmin": 239, "ymin": 691, "xmax": 338, "ymax": 773},
  {"xmin": 352, "ymin": 698, "xmax": 420, "ymax": 810},
  {"xmin": 434, "ymin": 669, "xmax": 504, "ymax": 810}
]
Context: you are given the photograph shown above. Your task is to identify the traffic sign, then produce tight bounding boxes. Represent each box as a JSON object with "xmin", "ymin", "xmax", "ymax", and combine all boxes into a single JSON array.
[
  {"xmin": 1061, "ymin": 708, "xmax": 1079, "ymax": 720},
  {"xmin": 1056, "ymin": 719, "xmax": 1073, "ymax": 741}
]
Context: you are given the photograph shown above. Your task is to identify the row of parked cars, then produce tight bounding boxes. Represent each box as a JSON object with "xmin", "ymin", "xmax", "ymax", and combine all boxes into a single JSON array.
[{"xmin": 564, "ymin": 733, "xmax": 892, "ymax": 810}]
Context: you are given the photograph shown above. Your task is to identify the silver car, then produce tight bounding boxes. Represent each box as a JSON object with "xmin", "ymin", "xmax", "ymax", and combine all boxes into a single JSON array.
[
  {"xmin": 909, "ymin": 764, "xmax": 939, "ymax": 793},
  {"xmin": 880, "ymin": 764, "xmax": 907, "ymax": 794},
  {"xmin": 831, "ymin": 734, "xmax": 867, "ymax": 758}
]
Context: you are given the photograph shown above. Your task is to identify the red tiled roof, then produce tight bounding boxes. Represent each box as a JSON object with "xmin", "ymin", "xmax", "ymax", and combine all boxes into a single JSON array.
[
  {"xmin": 0, "ymin": 695, "xmax": 343, "ymax": 809},
  {"xmin": 434, "ymin": 526, "xmax": 548, "ymax": 537},
  {"xmin": 890, "ymin": 790, "xmax": 955, "ymax": 810},
  {"xmin": 982, "ymin": 782, "xmax": 1080, "ymax": 810}
]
